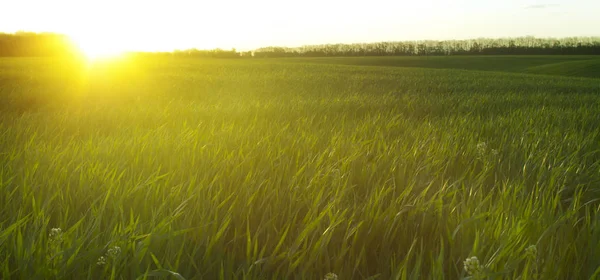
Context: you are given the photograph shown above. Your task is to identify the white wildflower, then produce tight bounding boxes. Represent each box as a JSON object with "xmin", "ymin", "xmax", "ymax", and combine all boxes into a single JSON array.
[
  {"xmin": 476, "ymin": 142, "xmax": 488, "ymax": 156},
  {"xmin": 525, "ymin": 245, "xmax": 539, "ymax": 279},
  {"xmin": 49, "ymin": 228, "xmax": 63, "ymax": 242},
  {"xmin": 525, "ymin": 245, "xmax": 537, "ymax": 258},
  {"xmin": 324, "ymin": 272, "xmax": 338, "ymax": 280},
  {"xmin": 464, "ymin": 256, "xmax": 483, "ymax": 277},
  {"xmin": 97, "ymin": 256, "xmax": 107, "ymax": 266},
  {"xmin": 107, "ymin": 246, "xmax": 121, "ymax": 259}
]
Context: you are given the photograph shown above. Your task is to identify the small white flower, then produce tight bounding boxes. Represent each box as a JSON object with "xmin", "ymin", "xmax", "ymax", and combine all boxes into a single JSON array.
[
  {"xmin": 49, "ymin": 228, "xmax": 63, "ymax": 242},
  {"xmin": 463, "ymin": 256, "xmax": 482, "ymax": 277},
  {"xmin": 324, "ymin": 272, "xmax": 338, "ymax": 280},
  {"xmin": 476, "ymin": 142, "xmax": 488, "ymax": 155},
  {"xmin": 97, "ymin": 256, "xmax": 107, "ymax": 266},
  {"xmin": 107, "ymin": 246, "xmax": 121, "ymax": 259},
  {"xmin": 525, "ymin": 245, "xmax": 537, "ymax": 258},
  {"xmin": 49, "ymin": 228, "xmax": 62, "ymax": 236}
]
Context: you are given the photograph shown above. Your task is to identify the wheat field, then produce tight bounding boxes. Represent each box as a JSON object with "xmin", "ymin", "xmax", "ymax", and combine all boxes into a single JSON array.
[{"xmin": 1, "ymin": 56, "xmax": 599, "ymax": 279}]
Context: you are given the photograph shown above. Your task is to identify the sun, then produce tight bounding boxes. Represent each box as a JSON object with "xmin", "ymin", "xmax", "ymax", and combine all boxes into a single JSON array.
[{"xmin": 69, "ymin": 33, "xmax": 128, "ymax": 61}]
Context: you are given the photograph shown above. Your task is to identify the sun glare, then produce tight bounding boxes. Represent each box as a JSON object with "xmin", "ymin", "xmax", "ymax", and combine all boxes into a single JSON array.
[{"xmin": 70, "ymin": 34, "xmax": 127, "ymax": 61}]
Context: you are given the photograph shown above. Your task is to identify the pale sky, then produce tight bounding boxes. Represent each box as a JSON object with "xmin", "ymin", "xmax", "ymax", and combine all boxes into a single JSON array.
[{"xmin": 1, "ymin": 0, "xmax": 599, "ymax": 52}]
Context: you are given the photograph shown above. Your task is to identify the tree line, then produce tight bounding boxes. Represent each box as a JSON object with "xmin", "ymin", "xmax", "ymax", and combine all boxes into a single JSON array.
[
  {"xmin": 0, "ymin": 32, "xmax": 80, "ymax": 57},
  {"xmin": 1, "ymin": 32, "xmax": 599, "ymax": 58},
  {"xmin": 252, "ymin": 37, "xmax": 600, "ymax": 57}
]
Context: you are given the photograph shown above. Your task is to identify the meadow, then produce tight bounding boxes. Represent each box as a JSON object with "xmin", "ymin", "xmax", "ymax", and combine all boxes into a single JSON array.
[{"xmin": 1, "ymin": 55, "xmax": 599, "ymax": 279}]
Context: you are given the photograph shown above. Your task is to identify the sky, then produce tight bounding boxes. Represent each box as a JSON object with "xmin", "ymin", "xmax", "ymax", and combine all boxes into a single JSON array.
[{"xmin": 1, "ymin": 0, "xmax": 599, "ymax": 52}]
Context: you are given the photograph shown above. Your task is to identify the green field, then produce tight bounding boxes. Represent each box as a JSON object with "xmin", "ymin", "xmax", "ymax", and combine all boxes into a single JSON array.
[{"xmin": 1, "ymin": 55, "xmax": 600, "ymax": 279}]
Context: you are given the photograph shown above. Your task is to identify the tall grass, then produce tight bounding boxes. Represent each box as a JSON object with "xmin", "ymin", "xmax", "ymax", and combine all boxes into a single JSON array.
[{"xmin": 1, "ymin": 57, "xmax": 599, "ymax": 279}]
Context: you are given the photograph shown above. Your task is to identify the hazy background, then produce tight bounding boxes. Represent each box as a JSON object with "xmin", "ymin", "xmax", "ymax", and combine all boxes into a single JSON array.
[{"xmin": 1, "ymin": 0, "xmax": 600, "ymax": 51}]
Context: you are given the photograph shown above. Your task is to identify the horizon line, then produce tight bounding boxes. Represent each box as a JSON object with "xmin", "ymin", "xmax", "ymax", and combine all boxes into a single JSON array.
[{"xmin": 2, "ymin": 31, "xmax": 600, "ymax": 53}]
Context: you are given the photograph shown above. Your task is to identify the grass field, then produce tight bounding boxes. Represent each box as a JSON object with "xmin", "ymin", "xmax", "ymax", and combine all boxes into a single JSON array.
[{"xmin": 1, "ymin": 55, "xmax": 600, "ymax": 279}]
